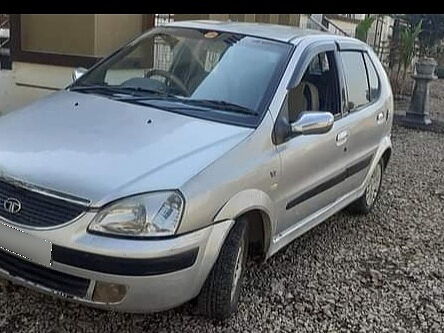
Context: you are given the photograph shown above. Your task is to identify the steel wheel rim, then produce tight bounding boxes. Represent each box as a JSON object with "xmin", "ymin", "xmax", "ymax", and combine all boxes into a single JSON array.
[
  {"xmin": 231, "ymin": 240, "xmax": 244, "ymax": 302},
  {"xmin": 365, "ymin": 163, "xmax": 382, "ymax": 207}
]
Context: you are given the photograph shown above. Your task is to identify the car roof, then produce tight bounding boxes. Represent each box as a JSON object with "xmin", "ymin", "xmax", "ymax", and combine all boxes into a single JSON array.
[{"xmin": 165, "ymin": 20, "xmax": 333, "ymax": 43}]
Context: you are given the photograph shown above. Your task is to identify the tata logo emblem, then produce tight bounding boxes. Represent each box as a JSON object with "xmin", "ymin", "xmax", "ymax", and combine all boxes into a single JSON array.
[{"xmin": 3, "ymin": 198, "xmax": 22, "ymax": 214}]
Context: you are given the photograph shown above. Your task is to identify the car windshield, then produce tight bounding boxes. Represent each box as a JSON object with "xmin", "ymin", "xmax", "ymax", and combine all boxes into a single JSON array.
[{"xmin": 70, "ymin": 27, "xmax": 293, "ymax": 127}]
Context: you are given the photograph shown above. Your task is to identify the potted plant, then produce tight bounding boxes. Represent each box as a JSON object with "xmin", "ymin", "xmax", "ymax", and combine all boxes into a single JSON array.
[{"xmin": 415, "ymin": 57, "xmax": 437, "ymax": 76}]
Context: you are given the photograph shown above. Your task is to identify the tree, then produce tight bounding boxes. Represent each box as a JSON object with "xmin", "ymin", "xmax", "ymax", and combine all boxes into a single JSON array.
[
  {"xmin": 401, "ymin": 14, "xmax": 444, "ymax": 57},
  {"xmin": 398, "ymin": 21, "xmax": 422, "ymax": 94},
  {"xmin": 355, "ymin": 16, "xmax": 376, "ymax": 42},
  {"xmin": 388, "ymin": 18, "xmax": 422, "ymax": 96}
]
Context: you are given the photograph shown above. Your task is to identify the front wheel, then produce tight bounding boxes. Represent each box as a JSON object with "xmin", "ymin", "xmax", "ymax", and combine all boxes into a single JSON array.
[
  {"xmin": 197, "ymin": 218, "xmax": 249, "ymax": 320},
  {"xmin": 346, "ymin": 158, "xmax": 384, "ymax": 214}
]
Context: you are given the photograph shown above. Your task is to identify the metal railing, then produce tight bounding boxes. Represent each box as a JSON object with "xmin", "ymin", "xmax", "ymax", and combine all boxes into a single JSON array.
[
  {"xmin": 0, "ymin": 14, "xmax": 10, "ymax": 49},
  {"xmin": 322, "ymin": 16, "xmax": 350, "ymax": 37},
  {"xmin": 366, "ymin": 16, "xmax": 397, "ymax": 66},
  {"xmin": 369, "ymin": 16, "xmax": 389, "ymax": 61},
  {"xmin": 307, "ymin": 15, "xmax": 350, "ymax": 37},
  {"xmin": 0, "ymin": 14, "xmax": 10, "ymax": 61},
  {"xmin": 0, "ymin": 14, "xmax": 9, "ymax": 27}
]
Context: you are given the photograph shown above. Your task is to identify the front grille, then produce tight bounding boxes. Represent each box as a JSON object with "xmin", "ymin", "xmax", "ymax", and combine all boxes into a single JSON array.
[
  {"xmin": 0, "ymin": 249, "xmax": 90, "ymax": 297},
  {"xmin": 0, "ymin": 179, "xmax": 87, "ymax": 228}
]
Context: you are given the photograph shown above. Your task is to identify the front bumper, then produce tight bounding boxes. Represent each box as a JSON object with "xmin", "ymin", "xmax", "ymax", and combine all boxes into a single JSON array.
[{"xmin": 0, "ymin": 215, "xmax": 234, "ymax": 313}]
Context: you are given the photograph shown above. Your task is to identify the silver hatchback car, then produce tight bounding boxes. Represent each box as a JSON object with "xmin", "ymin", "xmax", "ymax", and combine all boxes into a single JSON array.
[{"xmin": 0, "ymin": 21, "xmax": 393, "ymax": 319}]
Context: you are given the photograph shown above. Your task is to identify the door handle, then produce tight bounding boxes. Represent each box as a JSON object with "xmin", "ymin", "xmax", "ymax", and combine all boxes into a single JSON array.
[
  {"xmin": 376, "ymin": 112, "xmax": 385, "ymax": 123},
  {"xmin": 336, "ymin": 130, "xmax": 349, "ymax": 146}
]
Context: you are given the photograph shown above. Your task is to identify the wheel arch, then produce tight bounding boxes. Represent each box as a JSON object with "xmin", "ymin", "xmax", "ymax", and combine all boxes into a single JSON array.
[
  {"xmin": 213, "ymin": 189, "xmax": 276, "ymax": 262},
  {"xmin": 381, "ymin": 147, "xmax": 392, "ymax": 170},
  {"xmin": 236, "ymin": 209, "xmax": 272, "ymax": 262}
]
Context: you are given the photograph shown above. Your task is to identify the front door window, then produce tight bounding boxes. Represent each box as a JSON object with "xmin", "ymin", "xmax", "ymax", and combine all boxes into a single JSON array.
[{"xmin": 285, "ymin": 51, "xmax": 341, "ymax": 123}]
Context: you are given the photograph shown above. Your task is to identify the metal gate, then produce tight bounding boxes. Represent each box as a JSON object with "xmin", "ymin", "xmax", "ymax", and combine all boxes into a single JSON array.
[
  {"xmin": 153, "ymin": 14, "xmax": 175, "ymax": 70},
  {"xmin": 154, "ymin": 14, "xmax": 174, "ymax": 27},
  {"xmin": 0, "ymin": 14, "xmax": 11, "ymax": 69}
]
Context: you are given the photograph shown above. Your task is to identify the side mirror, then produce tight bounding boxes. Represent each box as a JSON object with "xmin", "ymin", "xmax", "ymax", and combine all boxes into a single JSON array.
[
  {"xmin": 290, "ymin": 111, "xmax": 334, "ymax": 135},
  {"xmin": 72, "ymin": 67, "xmax": 88, "ymax": 82}
]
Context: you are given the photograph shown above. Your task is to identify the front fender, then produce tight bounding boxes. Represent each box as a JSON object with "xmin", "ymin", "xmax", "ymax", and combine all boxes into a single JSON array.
[{"xmin": 213, "ymin": 188, "xmax": 276, "ymax": 248}]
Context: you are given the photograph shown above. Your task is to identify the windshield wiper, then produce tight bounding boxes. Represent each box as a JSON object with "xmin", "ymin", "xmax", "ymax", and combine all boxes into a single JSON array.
[
  {"xmin": 181, "ymin": 99, "xmax": 259, "ymax": 116},
  {"xmin": 70, "ymin": 84, "xmax": 177, "ymax": 99},
  {"xmin": 69, "ymin": 84, "xmax": 133, "ymax": 95},
  {"xmin": 112, "ymin": 87, "xmax": 179, "ymax": 100},
  {"xmin": 70, "ymin": 85, "xmax": 258, "ymax": 116},
  {"xmin": 119, "ymin": 97, "xmax": 259, "ymax": 116}
]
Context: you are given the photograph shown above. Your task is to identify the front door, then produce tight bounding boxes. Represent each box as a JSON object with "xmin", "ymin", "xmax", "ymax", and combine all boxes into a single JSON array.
[{"xmin": 273, "ymin": 44, "xmax": 353, "ymax": 235}]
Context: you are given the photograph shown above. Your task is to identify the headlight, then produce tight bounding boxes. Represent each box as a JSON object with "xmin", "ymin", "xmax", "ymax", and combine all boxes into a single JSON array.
[{"xmin": 88, "ymin": 191, "xmax": 184, "ymax": 237}]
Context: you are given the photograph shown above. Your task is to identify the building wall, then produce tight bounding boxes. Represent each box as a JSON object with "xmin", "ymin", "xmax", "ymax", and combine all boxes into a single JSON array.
[
  {"xmin": 1, "ymin": 14, "xmax": 147, "ymax": 113},
  {"xmin": 21, "ymin": 14, "xmax": 96, "ymax": 56},
  {"xmin": 94, "ymin": 14, "xmax": 144, "ymax": 57},
  {"xmin": 20, "ymin": 14, "xmax": 145, "ymax": 58}
]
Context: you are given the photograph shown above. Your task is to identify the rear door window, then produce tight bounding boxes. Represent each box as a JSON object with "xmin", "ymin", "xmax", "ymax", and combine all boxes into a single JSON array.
[
  {"xmin": 363, "ymin": 53, "xmax": 380, "ymax": 101},
  {"xmin": 340, "ymin": 51, "xmax": 370, "ymax": 110}
]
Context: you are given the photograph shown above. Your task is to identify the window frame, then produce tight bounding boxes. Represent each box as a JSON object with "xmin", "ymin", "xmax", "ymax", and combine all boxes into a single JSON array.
[{"xmin": 287, "ymin": 42, "xmax": 345, "ymax": 119}]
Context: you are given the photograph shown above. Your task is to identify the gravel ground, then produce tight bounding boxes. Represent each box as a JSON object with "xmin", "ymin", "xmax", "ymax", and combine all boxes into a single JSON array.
[{"xmin": 0, "ymin": 123, "xmax": 442, "ymax": 332}]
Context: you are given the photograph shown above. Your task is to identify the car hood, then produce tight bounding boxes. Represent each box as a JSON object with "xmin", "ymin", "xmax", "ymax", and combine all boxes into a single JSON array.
[{"xmin": 0, "ymin": 91, "xmax": 252, "ymax": 206}]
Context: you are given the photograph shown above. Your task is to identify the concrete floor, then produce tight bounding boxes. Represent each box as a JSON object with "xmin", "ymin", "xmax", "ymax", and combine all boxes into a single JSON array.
[{"xmin": 0, "ymin": 68, "xmax": 56, "ymax": 114}]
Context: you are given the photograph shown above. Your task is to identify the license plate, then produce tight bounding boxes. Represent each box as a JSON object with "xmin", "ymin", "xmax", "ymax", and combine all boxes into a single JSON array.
[{"xmin": 0, "ymin": 221, "xmax": 52, "ymax": 267}]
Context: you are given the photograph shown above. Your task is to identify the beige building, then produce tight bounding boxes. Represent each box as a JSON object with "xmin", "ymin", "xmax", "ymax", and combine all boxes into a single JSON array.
[{"xmin": 0, "ymin": 14, "xmax": 390, "ymax": 113}]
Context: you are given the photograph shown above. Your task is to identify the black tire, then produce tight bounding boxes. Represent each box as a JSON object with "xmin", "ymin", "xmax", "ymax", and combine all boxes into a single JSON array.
[
  {"xmin": 346, "ymin": 159, "xmax": 384, "ymax": 215},
  {"xmin": 197, "ymin": 218, "xmax": 249, "ymax": 320}
]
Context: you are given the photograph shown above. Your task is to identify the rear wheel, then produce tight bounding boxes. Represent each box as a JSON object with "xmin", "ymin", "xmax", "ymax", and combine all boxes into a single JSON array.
[
  {"xmin": 346, "ymin": 158, "xmax": 383, "ymax": 214},
  {"xmin": 197, "ymin": 218, "xmax": 249, "ymax": 320}
]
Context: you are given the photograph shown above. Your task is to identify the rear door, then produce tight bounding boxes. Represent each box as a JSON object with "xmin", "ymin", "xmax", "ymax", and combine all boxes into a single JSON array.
[{"xmin": 337, "ymin": 43, "xmax": 387, "ymax": 191}]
